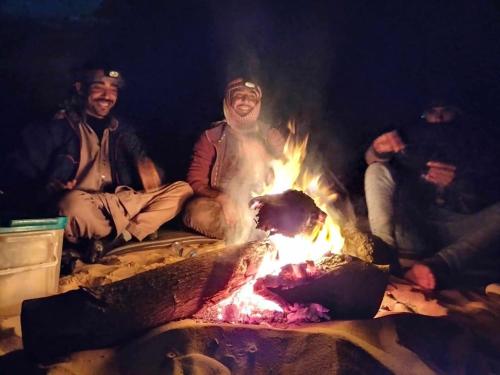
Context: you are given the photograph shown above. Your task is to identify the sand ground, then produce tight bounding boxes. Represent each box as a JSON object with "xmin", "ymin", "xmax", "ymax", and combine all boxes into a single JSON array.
[{"xmin": 1, "ymin": 231, "xmax": 499, "ymax": 374}]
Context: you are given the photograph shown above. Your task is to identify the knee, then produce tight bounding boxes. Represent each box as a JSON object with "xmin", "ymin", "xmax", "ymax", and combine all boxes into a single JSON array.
[
  {"xmin": 183, "ymin": 197, "xmax": 222, "ymax": 225},
  {"xmin": 170, "ymin": 181, "xmax": 194, "ymax": 197},
  {"xmin": 183, "ymin": 197, "xmax": 225, "ymax": 238},
  {"xmin": 365, "ymin": 162, "xmax": 395, "ymax": 187},
  {"xmin": 161, "ymin": 181, "xmax": 193, "ymax": 206}
]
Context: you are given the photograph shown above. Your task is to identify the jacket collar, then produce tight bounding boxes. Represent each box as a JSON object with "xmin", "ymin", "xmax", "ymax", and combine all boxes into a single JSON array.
[{"xmin": 56, "ymin": 109, "xmax": 119, "ymax": 132}]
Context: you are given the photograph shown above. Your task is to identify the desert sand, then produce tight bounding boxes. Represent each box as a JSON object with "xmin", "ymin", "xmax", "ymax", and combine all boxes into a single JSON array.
[{"xmin": 1, "ymin": 232, "xmax": 500, "ymax": 374}]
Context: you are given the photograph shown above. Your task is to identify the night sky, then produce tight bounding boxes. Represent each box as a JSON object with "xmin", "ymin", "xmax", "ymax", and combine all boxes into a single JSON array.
[{"xmin": 1, "ymin": 0, "xmax": 499, "ymax": 194}]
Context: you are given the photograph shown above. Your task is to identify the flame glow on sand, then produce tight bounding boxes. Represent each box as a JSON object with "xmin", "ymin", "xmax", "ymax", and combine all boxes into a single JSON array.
[{"xmin": 216, "ymin": 124, "xmax": 345, "ymax": 321}]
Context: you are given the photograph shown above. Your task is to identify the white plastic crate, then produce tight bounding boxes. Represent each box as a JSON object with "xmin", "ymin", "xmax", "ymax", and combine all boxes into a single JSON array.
[{"xmin": 0, "ymin": 217, "xmax": 66, "ymax": 316}]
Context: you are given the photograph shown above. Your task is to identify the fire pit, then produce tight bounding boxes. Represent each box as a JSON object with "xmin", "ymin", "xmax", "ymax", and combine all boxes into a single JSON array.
[
  {"xmin": 199, "ymin": 254, "xmax": 388, "ymax": 324},
  {"xmin": 21, "ymin": 239, "xmax": 387, "ymax": 363},
  {"xmin": 20, "ymin": 125, "xmax": 388, "ymax": 363}
]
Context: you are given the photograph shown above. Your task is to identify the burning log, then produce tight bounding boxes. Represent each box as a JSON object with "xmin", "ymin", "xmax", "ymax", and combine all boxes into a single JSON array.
[
  {"xmin": 341, "ymin": 222, "xmax": 400, "ymax": 270},
  {"xmin": 255, "ymin": 256, "xmax": 389, "ymax": 320},
  {"xmin": 250, "ymin": 189, "xmax": 326, "ymax": 237},
  {"xmin": 21, "ymin": 241, "xmax": 271, "ymax": 363}
]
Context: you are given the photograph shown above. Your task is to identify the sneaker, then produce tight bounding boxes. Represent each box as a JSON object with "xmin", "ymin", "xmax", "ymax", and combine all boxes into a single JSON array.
[{"xmin": 60, "ymin": 248, "xmax": 80, "ymax": 275}]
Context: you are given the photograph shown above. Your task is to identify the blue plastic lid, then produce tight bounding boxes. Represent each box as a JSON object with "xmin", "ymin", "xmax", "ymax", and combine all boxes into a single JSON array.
[{"xmin": 0, "ymin": 217, "xmax": 67, "ymax": 233}]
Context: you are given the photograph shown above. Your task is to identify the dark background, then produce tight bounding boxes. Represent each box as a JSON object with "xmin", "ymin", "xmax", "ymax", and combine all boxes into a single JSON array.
[{"xmin": 1, "ymin": 0, "xmax": 499, "ymax": 202}]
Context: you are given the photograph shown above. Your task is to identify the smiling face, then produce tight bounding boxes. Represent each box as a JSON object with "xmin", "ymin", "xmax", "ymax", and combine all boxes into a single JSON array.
[
  {"xmin": 230, "ymin": 87, "xmax": 259, "ymax": 117},
  {"xmin": 76, "ymin": 70, "xmax": 119, "ymax": 118}
]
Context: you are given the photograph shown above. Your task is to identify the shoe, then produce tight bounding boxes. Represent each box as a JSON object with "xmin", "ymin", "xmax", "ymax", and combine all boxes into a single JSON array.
[
  {"xmin": 83, "ymin": 235, "xmax": 127, "ymax": 264},
  {"xmin": 370, "ymin": 235, "xmax": 403, "ymax": 276},
  {"xmin": 60, "ymin": 248, "xmax": 81, "ymax": 275}
]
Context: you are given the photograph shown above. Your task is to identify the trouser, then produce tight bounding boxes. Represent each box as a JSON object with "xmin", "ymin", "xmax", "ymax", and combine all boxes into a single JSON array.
[
  {"xmin": 182, "ymin": 197, "xmax": 226, "ymax": 239},
  {"xmin": 59, "ymin": 181, "xmax": 193, "ymax": 243},
  {"xmin": 182, "ymin": 196, "xmax": 261, "ymax": 244},
  {"xmin": 364, "ymin": 162, "xmax": 500, "ymax": 272}
]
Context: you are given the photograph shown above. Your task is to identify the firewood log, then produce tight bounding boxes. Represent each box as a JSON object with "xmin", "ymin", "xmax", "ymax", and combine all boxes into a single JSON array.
[
  {"xmin": 256, "ymin": 257, "xmax": 389, "ymax": 320},
  {"xmin": 21, "ymin": 241, "xmax": 271, "ymax": 363},
  {"xmin": 250, "ymin": 189, "xmax": 326, "ymax": 237}
]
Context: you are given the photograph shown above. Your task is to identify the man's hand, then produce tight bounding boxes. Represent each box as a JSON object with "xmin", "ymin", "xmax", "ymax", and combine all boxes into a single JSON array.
[
  {"xmin": 50, "ymin": 179, "xmax": 77, "ymax": 192},
  {"xmin": 373, "ymin": 130, "xmax": 406, "ymax": 154},
  {"xmin": 216, "ymin": 193, "xmax": 238, "ymax": 227},
  {"xmin": 138, "ymin": 157, "xmax": 162, "ymax": 192},
  {"xmin": 422, "ymin": 161, "xmax": 456, "ymax": 189},
  {"xmin": 62, "ymin": 179, "xmax": 77, "ymax": 190}
]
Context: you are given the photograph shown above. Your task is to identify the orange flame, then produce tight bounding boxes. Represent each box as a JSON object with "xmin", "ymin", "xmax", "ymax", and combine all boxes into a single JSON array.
[{"xmin": 216, "ymin": 122, "xmax": 344, "ymax": 320}]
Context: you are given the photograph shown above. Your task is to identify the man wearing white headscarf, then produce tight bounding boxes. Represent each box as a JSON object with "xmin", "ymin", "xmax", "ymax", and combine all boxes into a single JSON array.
[{"xmin": 183, "ymin": 78, "xmax": 284, "ymax": 241}]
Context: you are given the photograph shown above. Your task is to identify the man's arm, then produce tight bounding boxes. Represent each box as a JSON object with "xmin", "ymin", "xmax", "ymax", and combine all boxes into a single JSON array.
[
  {"xmin": 187, "ymin": 132, "xmax": 221, "ymax": 198},
  {"xmin": 12, "ymin": 122, "xmax": 58, "ymax": 181},
  {"xmin": 117, "ymin": 121, "xmax": 165, "ymax": 190},
  {"xmin": 137, "ymin": 157, "xmax": 162, "ymax": 192},
  {"xmin": 12, "ymin": 118, "xmax": 79, "ymax": 188},
  {"xmin": 365, "ymin": 144, "xmax": 392, "ymax": 164},
  {"xmin": 2, "ymin": 119, "xmax": 75, "ymax": 214}
]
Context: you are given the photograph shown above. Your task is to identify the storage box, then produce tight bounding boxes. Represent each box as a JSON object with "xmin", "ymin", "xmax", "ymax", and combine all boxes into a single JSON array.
[{"xmin": 0, "ymin": 217, "xmax": 67, "ymax": 316}]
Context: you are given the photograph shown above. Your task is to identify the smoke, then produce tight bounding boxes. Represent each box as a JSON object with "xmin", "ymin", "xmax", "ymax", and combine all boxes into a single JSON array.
[
  {"xmin": 207, "ymin": 1, "xmax": 357, "ymax": 189},
  {"xmin": 223, "ymin": 133, "xmax": 272, "ymax": 245}
]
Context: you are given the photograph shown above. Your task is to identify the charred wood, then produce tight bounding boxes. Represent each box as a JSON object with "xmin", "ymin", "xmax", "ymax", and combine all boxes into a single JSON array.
[
  {"xmin": 250, "ymin": 189, "xmax": 326, "ymax": 237},
  {"xmin": 256, "ymin": 257, "xmax": 389, "ymax": 320},
  {"xmin": 21, "ymin": 241, "xmax": 270, "ymax": 363}
]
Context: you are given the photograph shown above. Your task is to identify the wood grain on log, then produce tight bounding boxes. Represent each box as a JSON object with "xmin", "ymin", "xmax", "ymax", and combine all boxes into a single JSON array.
[{"xmin": 21, "ymin": 241, "xmax": 271, "ymax": 363}]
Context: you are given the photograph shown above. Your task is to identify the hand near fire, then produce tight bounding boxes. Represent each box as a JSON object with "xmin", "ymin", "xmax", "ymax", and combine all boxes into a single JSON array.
[
  {"xmin": 216, "ymin": 193, "xmax": 238, "ymax": 227},
  {"xmin": 138, "ymin": 157, "xmax": 162, "ymax": 192},
  {"xmin": 422, "ymin": 161, "xmax": 456, "ymax": 189},
  {"xmin": 373, "ymin": 130, "xmax": 406, "ymax": 154}
]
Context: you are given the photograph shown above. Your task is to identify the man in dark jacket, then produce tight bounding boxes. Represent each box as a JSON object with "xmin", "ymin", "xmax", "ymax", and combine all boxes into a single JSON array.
[
  {"xmin": 3, "ymin": 63, "xmax": 192, "ymax": 261},
  {"xmin": 364, "ymin": 99, "xmax": 500, "ymax": 289}
]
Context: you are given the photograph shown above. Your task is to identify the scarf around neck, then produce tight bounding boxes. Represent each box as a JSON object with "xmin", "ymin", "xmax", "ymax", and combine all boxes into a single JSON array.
[{"xmin": 223, "ymin": 97, "xmax": 261, "ymax": 135}]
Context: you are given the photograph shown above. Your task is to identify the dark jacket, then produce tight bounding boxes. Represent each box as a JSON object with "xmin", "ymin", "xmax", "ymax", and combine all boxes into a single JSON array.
[
  {"xmin": 2, "ymin": 109, "xmax": 148, "ymax": 215},
  {"xmin": 367, "ymin": 119, "xmax": 500, "ymax": 214}
]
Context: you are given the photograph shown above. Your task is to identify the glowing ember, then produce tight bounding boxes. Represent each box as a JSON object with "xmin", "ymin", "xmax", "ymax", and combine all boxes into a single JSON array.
[{"xmin": 216, "ymin": 122, "xmax": 345, "ymax": 322}]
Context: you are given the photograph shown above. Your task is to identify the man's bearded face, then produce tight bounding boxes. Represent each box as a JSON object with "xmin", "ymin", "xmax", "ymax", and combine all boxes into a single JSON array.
[
  {"xmin": 231, "ymin": 87, "xmax": 259, "ymax": 116},
  {"xmin": 84, "ymin": 75, "xmax": 119, "ymax": 118}
]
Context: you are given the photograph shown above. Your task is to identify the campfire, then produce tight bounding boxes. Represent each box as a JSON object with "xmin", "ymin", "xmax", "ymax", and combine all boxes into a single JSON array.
[
  {"xmin": 198, "ymin": 125, "xmax": 348, "ymax": 324},
  {"xmin": 20, "ymin": 124, "xmax": 388, "ymax": 363}
]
